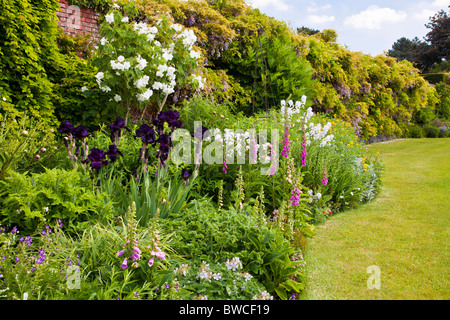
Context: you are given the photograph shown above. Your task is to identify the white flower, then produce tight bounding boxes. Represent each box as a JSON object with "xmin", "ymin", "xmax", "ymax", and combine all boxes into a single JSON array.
[
  {"xmin": 100, "ymin": 86, "xmax": 111, "ymax": 93},
  {"xmin": 43, "ymin": 207, "xmax": 49, "ymax": 212},
  {"xmin": 121, "ymin": 16, "xmax": 129, "ymax": 23},
  {"xmin": 135, "ymin": 75, "xmax": 150, "ymax": 89},
  {"xmin": 81, "ymin": 86, "xmax": 88, "ymax": 92},
  {"xmin": 23, "ymin": 292, "xmax": 28, "ymax": 300},
  {"xmin": 171, "ymin": 24, "xmax": 183, "ymax": 32},
  {"xmin": 225, "ymin": 257, "xmax": 243, "ymax": 271},
  {"xmin": 190, "ymin": 49, "xmax": 201, "ymax": 59},
  {"xmin": 154, "ymin": 40, "xmax": 161, "ymax": 47},
  {"xmin": 315, "ymin": 192, "xmax": 322, "ymax": 199},
  {"xmin": 122, "ymin": 61, "xmax": 131, "ymax": 70},
  {"xmin": 95, "ymin": 72, "xmax": 104, "ymax": 81},
  {"xmin": 212, "ymin": 273, "xmax": 222, "ymax": 280},
  {"xmin": 105, "ymin": 13, "xmax": 114, "ymax": 24},
  {"xmin": 136, "ymin": 89, "xmax": 153, "ymax": 101},
  {"xmin": 117, "ymin": 55, "xmax": 125, "ymax": 62},
  {"xmin": 193, "ymin": 75, "xmax": 204, "ymax": 90},
  {"xmin": 2, "ymin": 97, "xmax": 6, "ymax": 101},
  {"xmin": 100, "ymin": 37, "xmax": 108, "ymax": 46},
  {"xmin": 243, "ymin": 272, "xmax": 253, "ymax": 282},
  {"xmin": 162, "ymin": 50, "xmax": 173, "ymax": 61},
  {"xmin": 114, "ymin": 94, "xmax": 122, "ymax": 102},
  {"xmin": 152, "ymin": 81, "xmax": 164, "ymax": 90},
  {"xmin": 135, "ymin": 56, "xmax": 147, "ymax": 70}
]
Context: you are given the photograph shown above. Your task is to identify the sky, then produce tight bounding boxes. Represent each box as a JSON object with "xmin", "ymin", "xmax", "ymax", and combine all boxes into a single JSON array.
[{"xmin": 246, "ymin": 0, "xmax": 449, "ymax": 56}]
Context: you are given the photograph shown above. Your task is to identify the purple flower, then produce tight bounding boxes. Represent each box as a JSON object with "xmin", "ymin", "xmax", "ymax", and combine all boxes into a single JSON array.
[
  {"xmin": 58, "ymin": 121, "xmax": 74, "ymax": 135},
  {"xmin": 281, "ymin": 121, "xmax": 290, "ymax": 159},
  {"xmin": 109, "ymin": 117, "xmax": 130, "ymax": 144},
  {"xmin": 11, "ymin": 226, "xmax": 17, "ymax": 234},
  {"xmin": 135, "ymin": 124, "xmax": 156, "ymax": 145},
  {"xmin": 301, "ymin": 134, "xmax": 307, "ymax": 166},
  {"xmin": 153, "ymin": 110, "xmax": 181, "ymax": 132},
  {"xmin": 181, "ymin": 168, "xmax": 191, "ymax": 181},
  {"xmin": 73, "ymin": 125, "xmax": 88, "ymax": 140},
  {"xmin": 106, "ymin": 144, "xmax": 123, "ymax": 162},
  {"xmin": 116, "ymin": 250, "xmax": 124, "ymax": 257},
  {"xmin": 157, "ymin": 133, "xmax": 170, "ymax": 146},
  {"xmin": 82, "ymin": 148, "xmax": 109, "ymax": 171},
  {"xmin": 322, "ymin": 167, "xmax": 328, "ymax": 186},
  {"xmin": 121, "ymin": 258, "xmax": 128, "ymax": 270}
]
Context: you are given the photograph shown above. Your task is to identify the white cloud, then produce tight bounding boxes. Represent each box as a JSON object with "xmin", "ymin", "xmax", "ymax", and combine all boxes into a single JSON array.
[
  {"xmin": 344, "ymin": 5, "xmax": 408, "ymax": 30},
  {"xmin": 307, "ymin": 2, "xmax": 332, "ymax": 13},
  {"xmin": 412, "ymin": 9, "xmax": 436, "ymax": 20},
  {"xmin": 431, "ymin": 0, "xmax": 449, "ymax": 7},
  {"xmin": 247, "ymin": 0, "xmax": 291, "ymax": 12},
  {"xmin": 308, "ymin": 15, "xmax": 336, "ymax": 24}
]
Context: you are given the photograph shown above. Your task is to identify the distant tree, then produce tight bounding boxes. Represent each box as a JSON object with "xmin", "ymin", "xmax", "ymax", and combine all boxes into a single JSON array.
[
  {"xmin": 297, "ymin": 26, "xmax": 320, "ymax": 36},
  {"xmin": 425, "ymin": 9, "xmax": 449, "ymax": 62},
  {"xmin": 387, "ymin": 37, "xmax": 415, "ymax": 61}
]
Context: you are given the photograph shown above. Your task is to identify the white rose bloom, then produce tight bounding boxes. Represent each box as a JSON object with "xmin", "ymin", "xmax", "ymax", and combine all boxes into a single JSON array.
[
  {"xmin": 117, "ymin": 55, "xmax": 125, "ymax": 62},
  {"xmin": 114, "ymin": 94, "xmax": 122, "ymax": 102}
]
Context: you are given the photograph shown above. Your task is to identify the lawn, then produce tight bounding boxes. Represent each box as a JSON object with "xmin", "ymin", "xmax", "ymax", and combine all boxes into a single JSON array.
[{"xmin": 301, "ymin": 138, "xmax": 450, "ymax": 300}]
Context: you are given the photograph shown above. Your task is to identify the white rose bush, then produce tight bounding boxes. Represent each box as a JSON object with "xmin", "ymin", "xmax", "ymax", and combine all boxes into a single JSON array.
[{"xmin": 89, "ymin": 2, "xmax": 205, "ymax": 122}]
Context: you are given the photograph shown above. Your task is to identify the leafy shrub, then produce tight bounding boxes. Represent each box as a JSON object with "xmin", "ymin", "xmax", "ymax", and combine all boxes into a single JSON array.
[
  {"xmin": 423, "ymin": 124, "xmax": 440, "ymax": 138},
  {"xmin": 163, "ymin": 200, "xmax": 306, "ymax": 300},
  {"xmin": 0, "ymin": 168, "xmax": 114, "ymax": 234},
  {"xmin": 407, "ymin": 124, "xmax": 425, "ymax": 138}
]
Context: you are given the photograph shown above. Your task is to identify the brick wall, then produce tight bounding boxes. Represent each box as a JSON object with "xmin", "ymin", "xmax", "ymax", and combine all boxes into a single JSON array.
[{"xmin": 56, "ymin": 0, "xmax": 101, "ymax": 42}]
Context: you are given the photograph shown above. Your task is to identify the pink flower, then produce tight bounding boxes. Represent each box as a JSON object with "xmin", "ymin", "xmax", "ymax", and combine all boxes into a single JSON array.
[
  {"xmin": 322, "ymin": 168, "xmax": 328, "ymax": 186},
  {"xmin": 281, "ymin": 122, "xmax": 290, "ymax": 159},
  {"xmin": 121, "ymin": 258, "xmax": 128, "ymax": 270},
  {"xmin": 116, "ymin": 250, "xmax": 124, "ymax": 257},
  {"xmin": 148, "ymin": 258, "xmax": 154, "ymax": 267}
]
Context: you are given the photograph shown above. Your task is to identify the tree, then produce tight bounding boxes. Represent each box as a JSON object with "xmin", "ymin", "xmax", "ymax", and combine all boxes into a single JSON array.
[
  {"xmin": 425, "ymin": 9, "xmax": 450, "ymax": 62},
  {"xmin": 387, "ymin": 37, "xmax": 415, "ymax": 61},
  {"xmin": 387, "ymin": 8, "xmax": 449, "ymax": 72},
  {"xmin": 297, "ymin": 26, "xmax": 320, "ymax": 36}
]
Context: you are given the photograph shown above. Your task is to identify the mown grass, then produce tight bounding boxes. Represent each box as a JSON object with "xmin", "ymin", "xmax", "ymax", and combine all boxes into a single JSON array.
[{"xmin": 300, "ymin": 138, "xmax": 450, "ymax": 300}]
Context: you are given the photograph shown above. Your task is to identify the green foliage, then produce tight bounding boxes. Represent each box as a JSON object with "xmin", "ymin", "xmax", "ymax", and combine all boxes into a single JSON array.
[
  {"xmin": 0, "ymin": 113, "xmax": 61, "ymax": 179},
  {"xmin": 435, "ymin": 83, "xmax": 450, "ymax": 120},
  {"xmin": 0, "ymin": 168, "xmax": 114, "ymax": 234},
  {"xmin": 406, "ymin": 123, "xmax": 425, "ymax": 138},
  {"xmin": 422, "ymin": 73, "xmax": 449, "ymax": 84},
  {"xmin": 423, "ymin": 124, "xmax": 440, "ymax": 138},
  {"xmin": 163, "ymin": 199, "xmax": 306, "ymax": 299}
]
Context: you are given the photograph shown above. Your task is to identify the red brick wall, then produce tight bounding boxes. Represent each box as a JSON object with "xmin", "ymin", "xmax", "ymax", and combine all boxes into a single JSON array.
[{"xmin": 56, "ymin": 0, "xmax": 101, "ymax": 42}]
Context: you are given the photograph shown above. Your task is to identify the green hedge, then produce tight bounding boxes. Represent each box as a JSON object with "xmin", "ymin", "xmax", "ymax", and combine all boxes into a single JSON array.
[{"xmin": 422, "ymin": 73, "xmax": 449, "ymax": 85}]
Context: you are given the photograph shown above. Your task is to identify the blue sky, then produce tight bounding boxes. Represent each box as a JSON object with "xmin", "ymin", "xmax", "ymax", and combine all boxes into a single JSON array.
[{"xmin": 246, "ymin": 0, "xmax": 449, "ymax": 55}]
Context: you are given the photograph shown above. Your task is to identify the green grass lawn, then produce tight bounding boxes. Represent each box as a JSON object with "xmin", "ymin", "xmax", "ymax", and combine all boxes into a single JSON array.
[{"xmin": 301, "ymin": 138, "xmax": 450, "ymax": 300}]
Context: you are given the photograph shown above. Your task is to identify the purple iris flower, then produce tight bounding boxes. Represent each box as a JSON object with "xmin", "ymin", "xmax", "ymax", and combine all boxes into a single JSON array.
[
  {"xmin": 106, "ymin": 144, "xmax": 123, "ymax": 162},
  {"xmin": 153, "ymin": 110, "xmax": 181, "ymax": 132},
  {"xmin": 109, "ymin": 117, "xmax": 131, "ymax": 143},
  {"xmin": 135, "ymin": 124, "xmax": 156, "ymax": 145},
  {"xmin": 58, "ymin": 121, "xmax": 74, "ymax": 135},
  {"xmin": 73, "ymin": 125, "xmax": 88, "ymax": 140},
  {"xmin": 82, "ymin": 148, "xmax": 109, "ymax": 170},
  {"xmin": 181, "ymin": 168, "xmax": 191, "ymax": 181}
]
